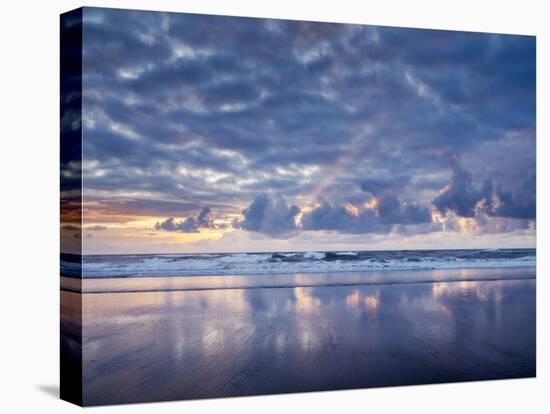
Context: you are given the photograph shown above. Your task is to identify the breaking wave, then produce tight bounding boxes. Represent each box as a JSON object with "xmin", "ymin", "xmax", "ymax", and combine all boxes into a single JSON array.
[{"xmin": 60, "ymin": 248, "xmax": 536, "ymax": 278}]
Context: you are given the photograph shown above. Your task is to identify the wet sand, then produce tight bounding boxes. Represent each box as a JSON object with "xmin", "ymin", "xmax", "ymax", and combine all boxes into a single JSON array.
[{"xmin": 62, "ymin": 268, "xmax": 536, "ymax": 406}]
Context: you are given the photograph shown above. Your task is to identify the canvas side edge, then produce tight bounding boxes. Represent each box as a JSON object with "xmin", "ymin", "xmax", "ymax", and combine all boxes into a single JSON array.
[{"xmin": 60, "ymin": 7, "xmax": 84, "ymax": 407}]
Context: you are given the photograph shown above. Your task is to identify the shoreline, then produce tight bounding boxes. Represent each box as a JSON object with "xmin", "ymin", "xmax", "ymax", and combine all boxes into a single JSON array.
[
  {"xmin": 71, "ymin": 276, "xmax": 536, "ymax": 405},
  {"xmin": 63, "ymin": 275, "xmax": 536, "ymax": 294},
  {"xmin": 61, "ymin": 266, "xmax": 536, "ymax": 294},
  {"xmin": 62, "ymin": 263, "xmax": 537, "ymax": 280}
]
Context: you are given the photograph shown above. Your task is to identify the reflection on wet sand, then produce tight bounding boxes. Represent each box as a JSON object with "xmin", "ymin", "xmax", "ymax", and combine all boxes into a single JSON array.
[
  {"xmin": 67, "ymin": 270, "xmax": 536, "ymax": 406},
  {"xmin": 62, "ymin": 266, "xmax": 534, "ymax": 294}
]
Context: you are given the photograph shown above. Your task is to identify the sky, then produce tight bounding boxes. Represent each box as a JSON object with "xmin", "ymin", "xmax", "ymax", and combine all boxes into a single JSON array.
[{"xmin": 63, "ymin": 7, "xmax": 536, "ymax": 254}]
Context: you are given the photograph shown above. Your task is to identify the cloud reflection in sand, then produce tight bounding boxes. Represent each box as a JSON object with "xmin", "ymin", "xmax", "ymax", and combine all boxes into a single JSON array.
[{"xmin": 69, "ymin": 269, "xmax": 535, "ymax": 405}]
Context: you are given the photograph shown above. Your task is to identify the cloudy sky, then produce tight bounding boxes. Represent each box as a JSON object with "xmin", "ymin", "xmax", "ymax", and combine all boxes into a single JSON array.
[{"xmin": 71, "ymin": 7, "xmax": 535, "ymax": 254}]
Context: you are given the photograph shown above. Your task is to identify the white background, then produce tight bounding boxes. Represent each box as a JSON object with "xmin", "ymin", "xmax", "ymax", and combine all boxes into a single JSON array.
[{"xmin": 0, "ymin": 0, "xmax": 547, "ymax": 412}]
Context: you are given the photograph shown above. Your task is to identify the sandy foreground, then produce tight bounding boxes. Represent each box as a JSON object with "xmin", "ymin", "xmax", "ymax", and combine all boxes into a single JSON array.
[{"xmin": 61, "ymin": 268, "xmax": 536, "ymax": 406}]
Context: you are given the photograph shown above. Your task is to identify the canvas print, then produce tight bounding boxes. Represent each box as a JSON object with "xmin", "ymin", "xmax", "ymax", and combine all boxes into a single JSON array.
[{"xmin": 60, "ymin": 7, "xmax": 536, "ymax": 406}]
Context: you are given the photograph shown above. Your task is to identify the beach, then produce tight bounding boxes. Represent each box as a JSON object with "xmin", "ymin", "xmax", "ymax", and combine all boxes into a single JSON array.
[
  {"xmin": 56, "ymin": 10, "xmax": 538, "ymax": 407},
  {"xmin": 61, "ymin": 266, "xmax": 536, "ymax": 406}
]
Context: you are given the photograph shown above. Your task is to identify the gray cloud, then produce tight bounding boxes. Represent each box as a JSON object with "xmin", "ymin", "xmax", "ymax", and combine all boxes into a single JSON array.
[
  {"xmin": 376, "ymin": 194, "xmax": 432, "ymax": 225},
  {"xmin": 492, "ymin": 170, "xmax": 536, "ymax": 219},
  {"xmin": 155, "ymin": 206, "xmax": 214, "ymax": 233},
  {"xmin": 155, "ymin": 217, "xmax": 196, "ymax": 232},
  {"xmin": 235, "ymin": 191, "xmax": 432, "ymax": 236},
  {"xmin": 359, "ymin": 176, "xmax": 410, "ymax": 196},
  {"xmin": 301, "ymin": 202, "xmax": 390, "ymax": 234},
  {"xmin": 433, "ymin": 163, "xmax": 535, "ymax": 220},
  {"xmin": 79, "ymin": 7, "xmax": 535, "ymax": 240},
  {"xmin": 236, "ymin": 194, "xmax": 300, "ymax": 237},
  {"xmin": 433, "ymin": 165, "xmax": 493, "ymax": 218},
  {"xmin": 196, "ymin": 206, "xmax": 213, "ymax": 227},
  {"xmin": 301, "ymin": 194, "xmax": 431, "ymax": 235}
]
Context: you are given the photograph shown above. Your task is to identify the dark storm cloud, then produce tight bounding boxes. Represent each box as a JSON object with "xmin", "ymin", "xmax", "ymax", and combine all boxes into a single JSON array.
[{"xmin": 81, "ymin": 7, "xmax": 535, "ymax": 236}]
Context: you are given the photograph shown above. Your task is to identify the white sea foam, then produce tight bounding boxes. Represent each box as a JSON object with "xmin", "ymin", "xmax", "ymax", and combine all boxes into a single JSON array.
[
  {"xmin": 75, "ymin": 249, "xmax": 536, "ymax": 278},
  {"xmin": 302, "ymin": 252, "xmax": 326, "ymax": 260}
]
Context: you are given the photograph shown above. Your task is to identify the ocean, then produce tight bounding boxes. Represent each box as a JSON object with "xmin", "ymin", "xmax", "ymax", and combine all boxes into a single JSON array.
[{"xmin": 61, "ymin": 248, "xmax": 536, "ymax": 278}]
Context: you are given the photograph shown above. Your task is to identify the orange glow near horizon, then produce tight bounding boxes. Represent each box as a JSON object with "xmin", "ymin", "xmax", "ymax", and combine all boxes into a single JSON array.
[{"xmin": 79, "ymin": 211, "xmax": 231, "ymax": 248}]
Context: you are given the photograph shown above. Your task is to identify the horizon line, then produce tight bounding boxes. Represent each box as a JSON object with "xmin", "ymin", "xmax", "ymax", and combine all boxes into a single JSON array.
[{"xmin": 61, "ymin": 246, "xmax": 537, "ymax": 258}]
